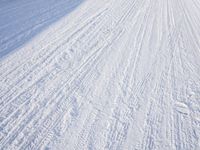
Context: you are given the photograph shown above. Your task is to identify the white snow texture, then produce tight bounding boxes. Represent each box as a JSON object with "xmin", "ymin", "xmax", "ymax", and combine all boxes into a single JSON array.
[{"xmin": 0, "ymin": 0, "xmax": 200, "ymax": 149}]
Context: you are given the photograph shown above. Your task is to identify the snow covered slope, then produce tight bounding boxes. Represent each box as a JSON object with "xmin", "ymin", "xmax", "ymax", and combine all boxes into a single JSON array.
[{"xmin": 0, "ymin": 0, "xmax": 200, "ymax": 149}]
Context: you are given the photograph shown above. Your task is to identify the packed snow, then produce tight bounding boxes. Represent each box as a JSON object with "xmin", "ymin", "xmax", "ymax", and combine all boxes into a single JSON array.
[{"xmin": 0, "ymin": 0, "xmax": 200, "ymax": 149}]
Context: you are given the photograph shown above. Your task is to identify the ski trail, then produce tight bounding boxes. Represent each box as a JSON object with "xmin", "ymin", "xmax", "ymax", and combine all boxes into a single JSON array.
[{"xmin": 0, "ymin": 0, "xmax": 199, "ymax": 149}]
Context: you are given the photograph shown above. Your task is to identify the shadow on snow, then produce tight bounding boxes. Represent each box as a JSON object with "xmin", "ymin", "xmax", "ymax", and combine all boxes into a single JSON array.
[{"xmin": 0, "ymin": 0, "xmax": 84, "ymax": 60}]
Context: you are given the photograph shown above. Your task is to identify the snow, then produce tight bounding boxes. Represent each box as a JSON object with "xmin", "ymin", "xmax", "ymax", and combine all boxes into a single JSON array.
[{"xmin": 0, "ymin": 0, "xmax": 200, "ymax": 149}]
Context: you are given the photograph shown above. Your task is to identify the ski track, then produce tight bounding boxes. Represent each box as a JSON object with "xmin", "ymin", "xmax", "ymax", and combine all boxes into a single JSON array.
[{"xmin": 0, "ymin": 0, "xmax": 200, "ymax": 149}]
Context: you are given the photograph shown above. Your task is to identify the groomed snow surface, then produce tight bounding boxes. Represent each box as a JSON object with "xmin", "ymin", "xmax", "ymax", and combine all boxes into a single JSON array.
[{"xmin": 0, "ymin": 0, "xmax": 200, "ymax": 149}]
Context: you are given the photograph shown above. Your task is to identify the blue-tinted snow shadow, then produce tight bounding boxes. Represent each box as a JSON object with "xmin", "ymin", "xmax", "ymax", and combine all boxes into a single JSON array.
[{"xmin": 0, "ymin": 0, "xmax": 84, "ymax": 60}]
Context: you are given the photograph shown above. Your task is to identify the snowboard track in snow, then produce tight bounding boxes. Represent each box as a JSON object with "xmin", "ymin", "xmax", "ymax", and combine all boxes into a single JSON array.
[{"xmin": 0, "ymin": 0, "xmax": 200, "ymax": 149}]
